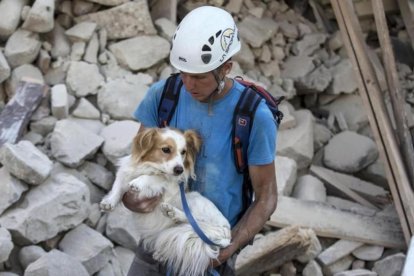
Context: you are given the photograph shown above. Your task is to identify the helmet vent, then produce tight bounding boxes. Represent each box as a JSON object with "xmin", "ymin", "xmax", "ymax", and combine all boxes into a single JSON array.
[
  {"xmin": 201, "ymin": 54, "xmax": 212, "ymax": 64},
  {"xmin": 202, "ymin": 45, "xmax": 211, "ymax": 51},
  {"xmin": 215, "ymin": 31, "xmax": 222, "ymax": 37},
  {"xmin": 208, "ymin": 36, "xmax": 215, "ymax": 45}
]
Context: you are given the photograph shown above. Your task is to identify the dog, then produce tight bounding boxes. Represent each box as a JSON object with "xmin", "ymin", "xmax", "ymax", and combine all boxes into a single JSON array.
[{"xmin": 100, "ymin": 127, "xmax": 231, "ymax": 276}]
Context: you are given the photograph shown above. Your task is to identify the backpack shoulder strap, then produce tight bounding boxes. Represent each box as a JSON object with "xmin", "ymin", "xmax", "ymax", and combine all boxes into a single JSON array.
[
  {"xmin": 232, "ymin": 86, "xmax": 262, "ymax": 173},
  {"xmin": 157, "ymin": 73, "xmax": 183, "ymax": 127}
]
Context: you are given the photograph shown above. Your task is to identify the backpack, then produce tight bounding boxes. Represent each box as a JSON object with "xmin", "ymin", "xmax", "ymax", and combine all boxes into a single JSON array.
[{"xmin": 157, "ymin": 73, "xmax": 284, "ymax": 217}]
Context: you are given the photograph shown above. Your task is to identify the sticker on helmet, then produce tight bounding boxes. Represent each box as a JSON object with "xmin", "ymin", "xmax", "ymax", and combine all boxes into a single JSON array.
[
  {"xmin": 219, "ymin": 26, "xmax": 236, "ymax": 63},
  {"xmin": 221, "ymin": 28, "xmax": 234, "ymax": 52}
]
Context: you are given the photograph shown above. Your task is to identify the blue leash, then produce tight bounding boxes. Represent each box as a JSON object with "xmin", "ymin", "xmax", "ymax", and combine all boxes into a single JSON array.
[
  {"xmin": 179, "ymin": 182, "xmax": 219, "ymax": 247},
  {"xmin": 164, "ymin": 182, "xmax": 220, "ymax": 276}
]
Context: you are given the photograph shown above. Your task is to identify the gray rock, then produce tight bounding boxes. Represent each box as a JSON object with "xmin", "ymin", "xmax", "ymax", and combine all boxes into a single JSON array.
[
  {"xmin": 292, "ymin": 174, "xmax": 326, "ymax": 202},
  {"xmin": 0, "ymin": 167, "xmax": 28, "ymax": 215},
  {"xmin": 4, "ymin": 29, "xmax": 41, "ymax": 68},
  {"xmin": 275, "ymin": 156, "xmax": 297, "ymax": 196},
  {"xmin": 0, "ymin": 0, "xmax": 28, "ymax": 38},
  {"xmin": 372, "ymin": 253, "xmax": 405, "ymax": 276},
  {"xmin": 50, "ymin": 119, "xmax": 104, "ymax": 168},
  {"xmin": 97, "ymin": 78, "xmax": 148, "ymax": 120},
  {"xmin": 74, "ymin": 1, "xmax": 156, "ymax": 40},
  {"xmin": 317, "ymin": 240, "xmax": 363, "ymax": 266},
  {"xmin": 109, "ymin": 35, "xmax": 170, "ymax": 71},
  {"xmin": 0, "ymin": 173, "xmax": 90, "ymax": 245},
  {"xmin": 78, "ymin": 161, "xmax": 114, "ymax": 191},
  {"xmin": 352, "ymin": 244, "xmax": 384, "ymax": 261},
  {"xmin": 100, "ymin": 120, "xmax": 141, "ymax": 164},
  {"xmin": 0, "ymin": 51, "xmax": 11, "ymax": 83},
  {"xmin": 65, "ymin": 21, "xmax": 97, "ymax": 42},
  {"xmin": 277, "ymin": 110, "xmax": 315, "ymax": 169},
  {"xmin": 323, "ymin": 131, "xmax": 378, "ymax": 173},
  {"xmin": 19, "ymin": 245, "xmax": 47, "ymax": 270},
  {"xmin": 66, "ymin": 61, "xmax": 104, "ymax": 97},
  {"xmin": 71, "ymin": 98, "xmax": 101, "ymax": 119},
  {"xmin": 334, "ymin": 269, "xmax": 377, "ymax": 276},
  {"xmin": 0, "ymin": 141, "xmax": 53, "ymax": 185},
  {"xmin": 21, "ymin": 0, "xmax": 55, "ymax": 33},
  {"xmin": 59, "ymin": 224, "xmax": 114, "ymax": 275},
  {"xmin": 0, "ymin": 227, "xmax": 13, "ymax": 263},
  {"xmin": 238, "ymin": 16, "xmax": 279, "ymax": 48},
  {"xmin": 24, "ymin": 249, "xmax": 89, "ymax": 276}
]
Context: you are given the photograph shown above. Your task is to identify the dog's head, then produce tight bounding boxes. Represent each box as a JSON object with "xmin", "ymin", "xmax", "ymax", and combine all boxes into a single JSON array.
[{"xmin": 131, "ymin": 127, "xmax": 202, "ymax": 181}]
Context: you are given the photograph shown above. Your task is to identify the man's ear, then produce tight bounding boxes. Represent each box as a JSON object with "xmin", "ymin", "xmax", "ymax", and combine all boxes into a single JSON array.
[{"xmin": 223, "ymin": 61, "xmax": 233, "ymax": 75}]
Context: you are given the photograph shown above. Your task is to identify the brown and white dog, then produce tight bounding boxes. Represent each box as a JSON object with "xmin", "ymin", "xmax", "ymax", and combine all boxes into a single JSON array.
[{"xmin": 100, "ymin": 127, "xmax": 231, "ymax": 276}]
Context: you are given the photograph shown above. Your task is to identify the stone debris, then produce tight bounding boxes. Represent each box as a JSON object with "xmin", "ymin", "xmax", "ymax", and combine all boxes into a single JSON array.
[{"xmin": 0, "ymin": 0, "xmax": 411, "ymax": 275}]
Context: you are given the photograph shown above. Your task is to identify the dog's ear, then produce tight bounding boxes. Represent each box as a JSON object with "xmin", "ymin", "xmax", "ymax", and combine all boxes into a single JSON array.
[
  {"xmin": 184, "ymin": 130, "xmax": 202, "ymax": 155},
  {"xmin": 184, "ymin": 130, "xmax": 202, "ymax": 179},
  {"xmin": 132, "ymin": 128, "xmax": 158, "ymax": 162}
]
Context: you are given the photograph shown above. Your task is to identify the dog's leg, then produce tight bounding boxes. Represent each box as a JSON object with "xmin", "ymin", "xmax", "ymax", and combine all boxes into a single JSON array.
[
  {"xmin": 160, "ymin": 202, "xmax": 187, "ymax": 224},
  {"xmin": 129, "ymin": 175, "xmax": 165, "ymax": 198},
  {"xmin": 100, "ymin": 170, "xmax": 129, "ymax": 211}
]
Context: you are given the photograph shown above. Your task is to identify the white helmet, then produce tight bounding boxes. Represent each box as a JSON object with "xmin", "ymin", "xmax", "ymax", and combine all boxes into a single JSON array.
[{"xmin": 169, "ymin": 6, "xmax": 241, "ymax": 74}]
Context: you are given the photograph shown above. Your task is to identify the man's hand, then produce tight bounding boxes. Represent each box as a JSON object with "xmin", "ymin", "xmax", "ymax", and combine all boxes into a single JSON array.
[
  {"xmin": 211, "ymin": 242, "xmax": 238, "ymax": 268},
  {"xmin": 122, "ymin": 190, "xmax": 162, "ymax": 213}
]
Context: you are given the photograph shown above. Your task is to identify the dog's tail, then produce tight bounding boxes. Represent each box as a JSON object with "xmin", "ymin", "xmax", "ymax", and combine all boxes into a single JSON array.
[{"xmin": 152, "ymin": 223, "xmax": 219, "ymax": 276}]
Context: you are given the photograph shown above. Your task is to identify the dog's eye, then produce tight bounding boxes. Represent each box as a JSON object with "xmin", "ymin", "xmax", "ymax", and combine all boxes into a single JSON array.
[
  {"xmin": 162, "ymin": 147, "xmax": 171, "ymax": 154},
  {"xmin": 181, "ymin": 150, "xmax": 186, "ymax": 155}
]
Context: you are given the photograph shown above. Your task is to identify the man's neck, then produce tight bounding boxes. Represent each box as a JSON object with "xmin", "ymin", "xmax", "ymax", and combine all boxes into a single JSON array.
[{"xmin": 210, "ymin": 78, "xmax": 233, "ymax": 101}]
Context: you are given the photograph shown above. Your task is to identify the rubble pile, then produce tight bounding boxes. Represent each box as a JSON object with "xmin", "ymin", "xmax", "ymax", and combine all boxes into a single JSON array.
[{"xmin": 0, "ymin": 0, "xmax": 411, "ymax": 275}]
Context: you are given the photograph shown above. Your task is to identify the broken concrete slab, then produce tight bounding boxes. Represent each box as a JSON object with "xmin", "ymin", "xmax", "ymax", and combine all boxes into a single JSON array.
[{"xmin": 268, "ymin": 196, "xmax": 405, "ymax": 248}]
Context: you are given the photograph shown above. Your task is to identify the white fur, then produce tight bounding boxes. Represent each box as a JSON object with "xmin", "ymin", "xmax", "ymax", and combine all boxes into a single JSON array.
[{"xmin": 100, "ymin": 128, "xmax": 231, "ymax": 276}]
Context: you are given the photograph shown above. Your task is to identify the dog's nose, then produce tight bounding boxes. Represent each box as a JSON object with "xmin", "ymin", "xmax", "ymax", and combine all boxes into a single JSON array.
[{"xmin": 173, "ymin": 166, "xmax": 184, "ymax": 175}]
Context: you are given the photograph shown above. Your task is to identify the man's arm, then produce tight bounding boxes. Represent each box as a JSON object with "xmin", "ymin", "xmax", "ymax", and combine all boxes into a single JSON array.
[{"xmin": 214, "ymin": 162, "xmax": 277, "ymax": 264}]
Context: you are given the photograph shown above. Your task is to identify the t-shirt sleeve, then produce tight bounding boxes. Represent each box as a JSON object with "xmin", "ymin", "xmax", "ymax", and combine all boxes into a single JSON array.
[
  {"xmin": 133, "ymin": 80, "xmax": 166, "ymax": 127},
  {"xmin": 247, "ymin": 100, "xmax": 277, "ymax": 165}
]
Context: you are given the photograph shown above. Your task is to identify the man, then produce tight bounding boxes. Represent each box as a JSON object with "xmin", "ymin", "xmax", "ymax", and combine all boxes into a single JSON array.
[{"xmin": 123, "ymin": 5, "xmax": 278, "ymax": 275}]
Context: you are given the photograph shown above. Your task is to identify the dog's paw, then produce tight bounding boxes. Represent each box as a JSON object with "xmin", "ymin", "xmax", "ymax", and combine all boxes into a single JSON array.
[
  {"xmin": 128, "ymin": 178, "xmax": 142, "ymax": 193},
  {"xmin": 100, "ymin": 197, "xmax": 117, "ymax": 212},
  {"xmin": 160, "ymin": 202, "xmax": 186, "ymax": 223},
  {"xmin": 160, "ymin": 202, "xmax": 175, "ymax": 217}
]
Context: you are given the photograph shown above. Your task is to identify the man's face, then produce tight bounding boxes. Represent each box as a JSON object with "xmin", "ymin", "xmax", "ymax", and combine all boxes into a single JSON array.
[{"xmin": 180, "ymin": 71, "xmax": 218, "ymax": 102}]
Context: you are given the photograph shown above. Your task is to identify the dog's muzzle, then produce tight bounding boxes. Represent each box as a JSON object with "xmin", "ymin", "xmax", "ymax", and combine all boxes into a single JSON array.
[{"xmin": 173, "ymin": 166, "xmax": 184, "ymax": 176}]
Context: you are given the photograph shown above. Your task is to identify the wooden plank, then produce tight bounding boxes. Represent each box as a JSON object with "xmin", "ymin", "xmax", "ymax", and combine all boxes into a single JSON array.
[
  {"xmin": 0, "ymin": 80, "xmax": 47, "ymax": 147},
  {"xmin": 353, "ymin": 0, "xmax": 398, "ymax": 18},
  {"xmin": 372, "ymin": 0, "xmax": 414, "ymax": 186},
  {"xmin": 330, "ymin": 0, "xmax": 414, "ymax": 246},
  {"xmin": 397, "ymin": 0, "xmax": 414, "ymax": 52},
  {"xmin": 310, "ymin": 165, "xmax": 390, "ymax": 207},
  {"xmin": 235, "ymin": 226, "xmax": 313, "ymax": 276},
  {"xmin": 268, "ymin": 196, "xmax": 405, "ymax": 249},
  {"xmin": 310, "ymin": 165, "xmax": 380, "ymax": 209}
]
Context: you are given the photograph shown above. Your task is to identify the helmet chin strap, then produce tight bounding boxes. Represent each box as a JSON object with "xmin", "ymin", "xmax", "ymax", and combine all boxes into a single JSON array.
[{"xmin": 207, "ymin": 69, "xmax": 226, "ymax": 115}]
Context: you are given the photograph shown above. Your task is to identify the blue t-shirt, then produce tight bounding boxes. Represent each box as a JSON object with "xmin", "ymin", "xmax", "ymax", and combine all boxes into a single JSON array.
[{"xmin": 133, "ymin": 79, "xmax": 277, "ymax": 226}]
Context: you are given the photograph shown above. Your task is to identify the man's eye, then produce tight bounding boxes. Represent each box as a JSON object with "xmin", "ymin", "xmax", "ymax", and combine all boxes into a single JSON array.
[{"xmin": 162, "ymin": 147, "xmax": 171, "ymax": 154}]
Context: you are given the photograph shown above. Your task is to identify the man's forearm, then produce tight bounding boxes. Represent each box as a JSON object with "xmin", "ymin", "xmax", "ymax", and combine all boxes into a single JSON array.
[
  {"xmin": 214, "ymin": 190, "xmax": 277, "ymax": 266},
  {"xmin": 231, "ymin": 192, "xmax": 277, "ymax": 250}
]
